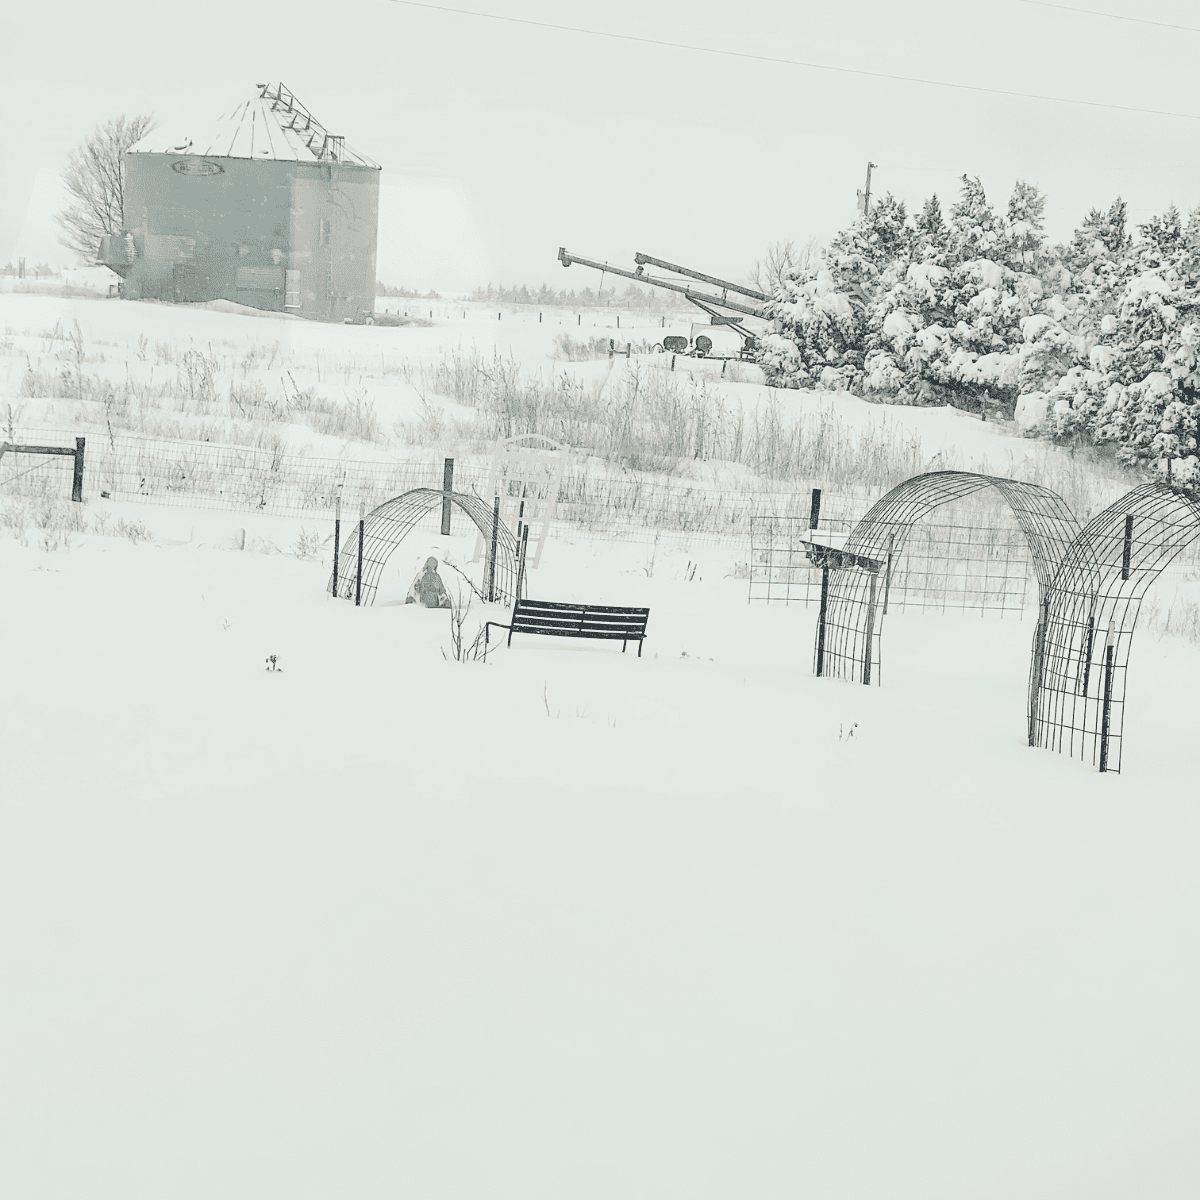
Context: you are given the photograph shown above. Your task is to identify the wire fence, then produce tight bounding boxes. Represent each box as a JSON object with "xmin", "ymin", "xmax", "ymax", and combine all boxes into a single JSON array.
[
  {"xmin": 2, "ymin": 426, "xmax": 883, "ymax": 551},
  {"xmin": 9, "ymin": 427, "xmax": 1194, "ymax": 623}
]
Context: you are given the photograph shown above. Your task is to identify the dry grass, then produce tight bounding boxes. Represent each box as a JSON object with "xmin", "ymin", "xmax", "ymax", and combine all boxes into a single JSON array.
[{"xmin": 403, "ymin": 349, "xmax": 927, "ymax": 490}]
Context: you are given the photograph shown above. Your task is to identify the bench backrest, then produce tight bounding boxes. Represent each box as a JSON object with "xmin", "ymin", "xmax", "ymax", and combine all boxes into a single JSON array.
[{"xmin": 511, "ymin": 599, "xmax": 649, "ymax": 640}]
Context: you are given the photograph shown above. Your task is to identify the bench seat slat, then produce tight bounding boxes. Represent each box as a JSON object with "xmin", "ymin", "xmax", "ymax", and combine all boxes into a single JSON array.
[
  {"xmin": 514, "ymin": 622, "xmax": 646, "ymax": 636},
  {"xmin": 516, "ymin": 601, "xmax": 648, "ymax": 617},
  {"xmin": 511, "ymin": 627, "xmax": 637, "ymax": 639},
  {"xmin": 513, "ymin": 615, "xmax": 647, "ymax": 629}
]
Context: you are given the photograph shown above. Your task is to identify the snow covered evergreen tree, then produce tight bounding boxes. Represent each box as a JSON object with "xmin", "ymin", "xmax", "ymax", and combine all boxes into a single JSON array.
[
  {"xmin": 912, "ymin": 194, "xmax": 949, "ymax": 264},
  {"xmin": 755, "ymin": 178, "xmax": 1200, "ymax": 477},
  {"xmin": 1006, "ymin": 180, "xmax": 1047, "ymax": 271},
  {"xmin": 948, "ymin": 176, "xmax": 1007, "ymax": 263},
  {"xmin": 759, "ymin": 197, "xmax": 909, "ymax": 390},
  {"xmin": 1032, "ymin": 201, "xmax": 1200, "ymax": 484}
]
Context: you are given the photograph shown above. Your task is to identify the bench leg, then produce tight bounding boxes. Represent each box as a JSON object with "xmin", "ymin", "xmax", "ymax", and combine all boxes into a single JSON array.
[
  {"xmin": 622, "ymin": 639, "xmax": 627, "ymax": 653},
  {"xmin": 638, "ymin": 639, "xmax": 643, "ymax": 658}
]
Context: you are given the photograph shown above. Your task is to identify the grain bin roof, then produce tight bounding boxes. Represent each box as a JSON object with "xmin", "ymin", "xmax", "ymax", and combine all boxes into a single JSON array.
[{"xmin": 136, "ymin": 82, "xmax": 379, "ymax": 168}]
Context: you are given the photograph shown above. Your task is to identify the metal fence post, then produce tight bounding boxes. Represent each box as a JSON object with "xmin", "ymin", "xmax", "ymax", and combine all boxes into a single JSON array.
[
  {"xmin": 815, "ymin": 565, "xmax": 829, "ymax": 676},
  {"xmin": 882, "ymin": 532, "xmax": 895, "ymax": 615},
  {"xmin": 355, "ymin": 505, "xmax": 364, "ymax": 607},
  {"xmin": 487, "ymin": 495, "xmax": 500, "ymax": 602},
  {"xmin": 1099, "ymin": 621, "xmax": 1115, "ymax": 772},
  {"xmin": 862, "ymin": 572, "xmax": 878, "ymax": 685},
  {"xmin": 1028, "ymin": 597, "xmax": 1050, "ymax": 746},
  {"xmin": 516, "ymin": 525, "xmax": 530, "ymax": 600},
  {"xmin": 809, "ymin": 488, "xmax": 821, "ymax": 530},
  {"xmin": 332, "ymin": 491, "xmax": 341, "ymax": 597},
  {"xmin": 1121, "ymin": 514, "xmax": 1133, "ymax": 581},
  {"xmin": 1081, "ymin": 613, "xmax": 1095, "ymax": 698}
]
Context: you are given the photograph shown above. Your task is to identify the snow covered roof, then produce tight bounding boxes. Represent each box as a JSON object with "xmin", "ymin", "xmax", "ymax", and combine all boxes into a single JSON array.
[{"xmin": 138, "ymin": 83, "xmax": 378, "ymax": 169}]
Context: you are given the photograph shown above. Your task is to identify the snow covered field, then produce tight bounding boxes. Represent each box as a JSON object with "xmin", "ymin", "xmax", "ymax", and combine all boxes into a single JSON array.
[
  {"xmin": 2, "ymin": 294, "xmax": 1199, "ymax": 1199},
  {"xmin": 2, "ymin": 290, "xmax": 1050, "ymax": 478}
]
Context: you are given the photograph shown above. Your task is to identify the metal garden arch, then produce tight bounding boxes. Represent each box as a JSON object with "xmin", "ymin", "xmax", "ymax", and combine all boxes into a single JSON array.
[
  {"xmin": 328, "ymin": 487, "xmax": 524, "ymax": 607},
  {"xmin": 1033, "ymin": 482, "xmax": 1200, "ymax": 773},
  {"xmin": 812, "ymin": 471, "xmax": 1081, "ymax": 741}
]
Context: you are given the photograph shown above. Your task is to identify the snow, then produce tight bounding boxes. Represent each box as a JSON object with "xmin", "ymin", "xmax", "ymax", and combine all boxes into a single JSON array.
[
  {"xmin": 1021, "ymin": 314, "xmax": 1053, "ymax": 341},
  {"xmin": 3, "ymin": 515, "xmax": 1200, "ymax": 1199},
  {"xmin": 3, "ymin": 293, "xmax": 1200, "ymax": 1198},
  {"xmin": 906, "ymin": 262, "xmax": 948, "ymax": 299},
  {"xmin": 970, "ymin": 258, "xmax": 1005, "ymax": 290},
  {"xmin": 0, "ymin": 292, "xmax": 1046, "ymax": 476},
  {"xmin": 1015, "ymin": 390, "xmax": 1049, "ymax": 429},
  {"xmin": 882, "ymin": 310, "xmax": 914, "ymax": 340}
]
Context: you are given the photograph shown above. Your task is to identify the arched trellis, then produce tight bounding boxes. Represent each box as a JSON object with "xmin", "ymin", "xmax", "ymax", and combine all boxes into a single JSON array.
[
  {"xmin": 813, "ymin": 472, "xmax": 1081, "ymax": 736},
  {"xmin": 1033, "ymin": 483, "xmax": 1200, "ymax": 773},
  {"xmin": 328, "ymin": 488, "xmax": 523, "ymax": 607}
]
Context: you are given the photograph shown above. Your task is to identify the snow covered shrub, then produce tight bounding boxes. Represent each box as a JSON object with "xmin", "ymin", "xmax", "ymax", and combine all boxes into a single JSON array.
[
  {"xmin": 1037, "ymin": 213, "xmax": 1200, "ymax": 478},
  {"xmin": 291, "ymin": 527, "xmax": 327, "ymax": 560},
  {"xmin": 760, "ymin": 178, "xmax": 1052, "ymax": 415},
  {"xmin": 442, "ymin": 587, "xmax": 487, "ymax": 663},
  {"xmin": 116, "ymin": 517, "xmax": 152, "ymax": 544}
]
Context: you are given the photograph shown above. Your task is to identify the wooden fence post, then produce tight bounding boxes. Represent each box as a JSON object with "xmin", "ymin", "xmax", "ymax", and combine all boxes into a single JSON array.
[
  {"xmin": 441, "ymin": 457, "xmax": 454, "ymax": 536},
  {"xmin": 71, "ymin": 437, "xmax": 85, "ymax": 502}
]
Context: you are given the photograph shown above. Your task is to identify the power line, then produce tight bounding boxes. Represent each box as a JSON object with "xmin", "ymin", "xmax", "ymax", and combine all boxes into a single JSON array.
[
  {"xmin": 1014, "ymin": 0, "xmax": 1200, "ymax": 35},
  {"xmin": 386, "ymin": 0, "xmax": 1200, "ymax": 121}
]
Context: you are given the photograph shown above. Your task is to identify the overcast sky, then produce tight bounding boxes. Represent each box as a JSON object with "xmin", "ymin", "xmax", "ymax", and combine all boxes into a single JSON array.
[{"xmin": 2, "ymin": 0, "xmax": 1198, "ymax": 293}]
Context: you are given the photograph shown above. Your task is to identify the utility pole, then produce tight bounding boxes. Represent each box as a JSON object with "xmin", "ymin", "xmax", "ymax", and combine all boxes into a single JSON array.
[{"xmin": 857, "ymin": 162, "xmax": 878, "ymax": 218}]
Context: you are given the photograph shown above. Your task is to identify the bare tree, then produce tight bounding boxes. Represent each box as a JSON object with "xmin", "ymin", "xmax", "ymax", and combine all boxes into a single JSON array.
[
  {"xmin": 748, "ymin": 236, "xmax": 825, "ymax": 296},
  {"xmin": 56, "ymin": 113, "xmax": 157, "ymax": 261}
]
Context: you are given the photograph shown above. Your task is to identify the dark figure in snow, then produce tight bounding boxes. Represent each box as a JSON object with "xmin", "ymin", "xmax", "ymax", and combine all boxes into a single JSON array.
[{"xmin": 406, "ymin": 556, "xmax": 452, "ymax": 608}]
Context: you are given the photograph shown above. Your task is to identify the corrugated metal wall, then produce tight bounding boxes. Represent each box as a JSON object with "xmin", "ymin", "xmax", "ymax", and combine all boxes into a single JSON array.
[{"xmin": 114, "ymin": 153, "xmax": 379, "ymax": 320}]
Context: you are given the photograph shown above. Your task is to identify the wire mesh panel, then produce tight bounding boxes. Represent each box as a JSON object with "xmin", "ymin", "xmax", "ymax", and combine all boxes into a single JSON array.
[
  {"xmin": 752, "ymin": 505, "xmax": 1034, "ymax": 614},
  {"xmin": 748, "ymin": 500, "xmax": 865, "ymax": 605},
  {"xmin": 816, "ymin": 471, "xmax": 1080, "ymax": 692},
  {"xmin": 1034, "ymin": 483, "xmax": 1200, "ymax": 774},
  {"xmin": 330, "ymin": 489, "xmax": 522, "ymax": 607},
  {"xmin": 885, "ymin": 514, "xmax": 1032, "ymax": 616},
  {"xmin": 471, "ymin": 434, "xmax": 568, "ymax": 570}
]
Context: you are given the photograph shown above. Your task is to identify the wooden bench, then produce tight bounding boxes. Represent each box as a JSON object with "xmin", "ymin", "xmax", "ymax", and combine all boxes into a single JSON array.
[{"xmin": 485, "ymin": 598, "xmax": 650, "ymax": 656}]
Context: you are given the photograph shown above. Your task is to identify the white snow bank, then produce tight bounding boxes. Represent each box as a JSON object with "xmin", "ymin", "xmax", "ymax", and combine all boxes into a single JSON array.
[
  {"xmin": 1015, "ymin": 390, "xmax": 1049, "ymax": 429},
  {"xmin": 181, "ymin": 299, "xmax": 305, "ymax": 320}
]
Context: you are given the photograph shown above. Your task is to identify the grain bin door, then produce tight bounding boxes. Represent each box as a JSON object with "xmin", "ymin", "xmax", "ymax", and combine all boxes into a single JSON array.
[
  {"xmin": 172, "ymin": 262, "xmax": 216, "ymax": 303},
  {"xmin": 284, "ymin": 270, "xmax": 301, "ymax": 309}
]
